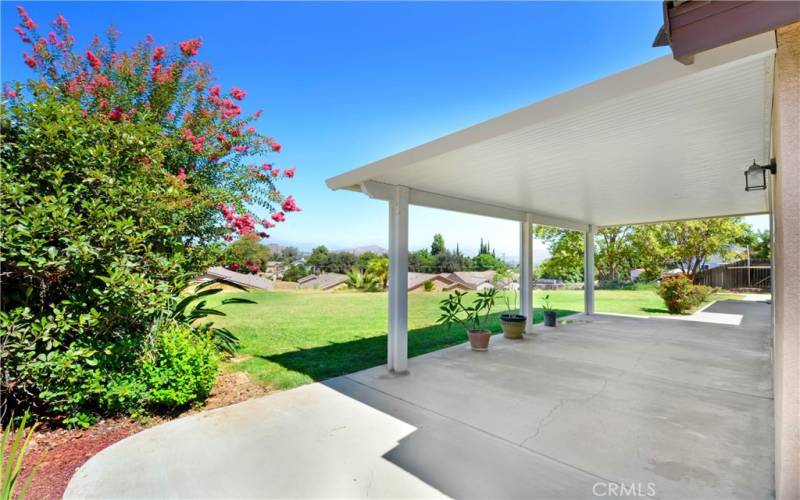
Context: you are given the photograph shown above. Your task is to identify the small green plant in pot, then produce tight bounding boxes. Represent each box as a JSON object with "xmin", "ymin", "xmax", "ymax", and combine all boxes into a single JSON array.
[
  {"xmin": 542, "ymin": 294, "xmax": 557, "ymax": 327},
  {"xmin": 437, "ymin": 289, "xmax": 497, "ymax": 351},
  {"xmin": 500, "ymin": 290, "xmax": 526, "ymax": 339}
]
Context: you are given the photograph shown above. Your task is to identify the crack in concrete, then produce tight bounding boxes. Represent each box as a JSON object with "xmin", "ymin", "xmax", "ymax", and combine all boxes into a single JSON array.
[{"xmin": 520, "ymin": 377, "xmax": 610, "ymax": 447}]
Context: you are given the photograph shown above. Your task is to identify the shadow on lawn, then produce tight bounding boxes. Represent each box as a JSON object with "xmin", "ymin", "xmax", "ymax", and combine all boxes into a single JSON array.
[
  {"xmin": 257, "ymin": 308, "xmax": 578, "ymax": 382},
  {"xmin": 641, "ymin": 307, "xmax": 670, "ymax": 314}
]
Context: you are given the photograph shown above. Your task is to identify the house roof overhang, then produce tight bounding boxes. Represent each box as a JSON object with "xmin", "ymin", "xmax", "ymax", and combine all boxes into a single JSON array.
[
  {"xmin": 653, "ymin": 1, "xmax": 799, "ymax": 64},
  {"xmin": 326, "ymin": 33, "xmax": 776, "ymax": 231}
]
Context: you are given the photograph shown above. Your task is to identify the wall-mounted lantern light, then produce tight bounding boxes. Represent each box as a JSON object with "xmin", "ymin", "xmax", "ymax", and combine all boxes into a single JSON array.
[{"xmin": 744, "ymin": 159, "xmax": 776, "ymax": 192}]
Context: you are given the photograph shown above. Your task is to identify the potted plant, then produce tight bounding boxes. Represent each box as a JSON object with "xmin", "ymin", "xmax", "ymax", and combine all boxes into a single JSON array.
[
  {"xmin": 500, "ymin": 290, "xmax": 526, "ymax": 339},
  {"xmin": 437, "ymin": 289, "xmax": 497, "ymax": 351},
  {"xmin": 542, "ymin": 294, "xmax": 557, "ymax": 327}
]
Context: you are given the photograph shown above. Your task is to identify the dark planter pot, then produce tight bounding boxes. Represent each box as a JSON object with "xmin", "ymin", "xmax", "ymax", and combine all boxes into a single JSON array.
[
  {"xmin": 543, "ymin": 310, "xmax": 557, "ymax": 327},
  {"xmin": 467, "ymin": 329, "xmax": 492, "ymax": 351},
  {"xmin": 500, "ymin": 314, "xmax": 526, "ymax": 339}
]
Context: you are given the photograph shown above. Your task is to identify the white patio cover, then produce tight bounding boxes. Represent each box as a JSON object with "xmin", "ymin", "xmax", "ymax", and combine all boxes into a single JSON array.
[{"xmin": 326, "ymin": 33, "xmax": 775, "ymax": 229}]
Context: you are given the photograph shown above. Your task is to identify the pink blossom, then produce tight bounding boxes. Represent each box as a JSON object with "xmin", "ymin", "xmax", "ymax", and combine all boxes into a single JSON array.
[
  {"xmin": 23, "ymin": 52, "xmax": 37, "ymax": 69},
  {"xmin": 284, "ymin": 168, "xmax": 295, "ymax": 178},
  {"xmin": 152, "ymin": 46, "xmax": 166, "ymax": 62},
  {"xmin": 4, "ymin": 86, "xmax": 17, "ymax": 99},
  {"xmin": 209, "ymin": 85, "xmax": 220, "ymax": 97},
  {"xmin": 179, "ymin": 38, "xmax": 202, "ymax": 57},
  {"xmin": 93, "ymin": 74, "xmax": 112, "ymax": 89},
  {"xmin": 246, "ymin": 126, "xmax": 256, "ymax": 134},
  {"xmin": 234, "ymin": 145, "xmax": 248, "ymax": 153},
  {"xmin": 271, "ymin": 141, "xmax": 282, "ymax": 153},
  {"xmin": 14, "ymin": 27, "xmax": 30, "ymax": 44},
  {"xmin": 271, "ymin": 169, "xmax": 280, "ymax": 177},
  {"xmin": 262, "ymin": 219, "xmax": 275, "ymax": 229},
  {"xmin": 271, "ymin": 212, "xmax": 286, "ymax": 223},
  {"xmin": 17, "ymin": 6, "xmax": 37, "ymax": 30},
  {"xmin": 261, "ymin": 163, "xmax": 272, "ymax": 171},
  {"xmin": 220, "ymin": 203, "xmax": 235, "ymax": 221},
  {"xmin": 86, "ymin": 49, "xmax": 102, "ymax": 71},
  {"xmin": 281, "ymin": 196, "xmax": 301, "ymax": 212},
  {"xmin": 54, "ymin": 14, "xmax": 69, "ymax": 29},
  {"xmin": 230, "ymin": 87, "xmax": 246, "ymax": 100},
  {"xmin": 108, "ymin": 107, "xmax": 124, "ymax": 122},
  {"xmin": 176, "ymin": 168, "xmax": 187, "ymax": 181}
]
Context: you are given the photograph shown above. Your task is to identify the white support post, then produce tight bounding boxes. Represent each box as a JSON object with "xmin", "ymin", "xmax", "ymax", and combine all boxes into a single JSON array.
[
  {"xmin": 387, "ymin": 186, "xmax": 409, "ymax": 373},
  {"xmin": 584, "ymin": 224, "xmax": 595, "ymax": 315},
  {"xmin": 519, "ymin": 215, "xmax": 533, "ymax": 332}
]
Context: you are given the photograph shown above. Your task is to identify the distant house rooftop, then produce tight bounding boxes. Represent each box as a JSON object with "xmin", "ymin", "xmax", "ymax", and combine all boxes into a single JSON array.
[
  {"xmin": 200, "ymin": 267, "xmax": 273, "ymax": 290},
  {"xmin": 299, "ymin": 273, "xmax": 348, "ymax": 290}
]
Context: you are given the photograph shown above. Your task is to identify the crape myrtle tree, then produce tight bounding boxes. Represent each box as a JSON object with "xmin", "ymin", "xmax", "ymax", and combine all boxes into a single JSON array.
[{"xmin": 0, "ymin": 8, "xmax": 298, "ymax": 423}]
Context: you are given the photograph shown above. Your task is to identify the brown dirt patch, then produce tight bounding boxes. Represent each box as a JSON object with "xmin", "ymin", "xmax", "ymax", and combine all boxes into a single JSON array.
[
  {"xmin": 181, "ymin": 371, "xmax": 273, "ymax": 416},
  {"xmin": 19, "ymin": 417, "xmax": 151, "ymax": 500},
  {"xmin": 17, "ymin": 371, "xmax": 272, "ymax": 499}
]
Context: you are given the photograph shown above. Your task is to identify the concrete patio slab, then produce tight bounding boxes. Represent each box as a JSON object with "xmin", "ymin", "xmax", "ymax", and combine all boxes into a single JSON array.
[{"xmin": 66, "ymin": 301, "xmax": 774, "ymax": 499}]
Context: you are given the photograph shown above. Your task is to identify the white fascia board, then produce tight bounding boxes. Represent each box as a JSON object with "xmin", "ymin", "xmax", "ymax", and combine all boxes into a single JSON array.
[
  {"xmin": 595, "ymin": 209, "xmax": 770, "ymax": 229},
  {"xmin": 325, "ymin": 32, "xmax": 776, "ymax": 192},
  {"xmin": 357, "ymin": 181, "xmax": 589, "ymax": 232}
]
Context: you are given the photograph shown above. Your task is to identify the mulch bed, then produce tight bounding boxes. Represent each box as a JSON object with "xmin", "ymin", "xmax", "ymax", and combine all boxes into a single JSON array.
[{"xmin": 16, "ymin": 371, "xmax": 271, "ymax": 499}]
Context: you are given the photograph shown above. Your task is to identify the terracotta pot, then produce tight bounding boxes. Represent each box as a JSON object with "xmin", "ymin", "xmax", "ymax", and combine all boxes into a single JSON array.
[
  {"xmin": 468, "ymin": 329, "xmax": 492, "ymax": 351},
  {"xmin": 500, "ymin": 314, "xmax": 526, "ymax": 339}
]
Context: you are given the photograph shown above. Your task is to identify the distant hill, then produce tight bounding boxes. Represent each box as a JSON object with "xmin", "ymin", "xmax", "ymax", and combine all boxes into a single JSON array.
[{"xmin": 338, "ymin": 245, "xmax": 388, "ymax": 256}]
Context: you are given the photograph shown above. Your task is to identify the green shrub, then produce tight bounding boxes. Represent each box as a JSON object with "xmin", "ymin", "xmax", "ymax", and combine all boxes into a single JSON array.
[
  {"xmin": 423, "ymin": 280, "xmax": 435, "ymax": 292},
  {"xmin": 688, "ymin": 285, "xmax": 714, "ymax": 308},
  {"xmin": 658, "ymin": 275, "xmax": 694, "ymax": 314},
  {"xmin": 141, "ymin": 323, "xmax": 218, "ymax": 409},
  {"xmin": 282, "ymin": 264, "xmax": 307, "ymax": 282},
  {"xmin": 657, "ymin": 275, "xmax": 713, "ymax": 314}
]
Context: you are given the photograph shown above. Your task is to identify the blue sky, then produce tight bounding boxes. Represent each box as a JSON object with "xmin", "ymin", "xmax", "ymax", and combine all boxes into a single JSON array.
[{"xmin": 1, "ymin": 1, "xmax": 768, "ymax": 260}]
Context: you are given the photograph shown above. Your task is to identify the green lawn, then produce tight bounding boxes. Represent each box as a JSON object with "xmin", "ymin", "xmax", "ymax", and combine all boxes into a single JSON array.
[{"xmin": 207, "ymin": 287, "xmax": 742, "ymax": 391}]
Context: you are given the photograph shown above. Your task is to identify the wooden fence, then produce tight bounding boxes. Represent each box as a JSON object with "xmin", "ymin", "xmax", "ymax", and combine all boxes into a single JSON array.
[{"xmin": 696, "ymin": 259, "xmax": 771, "ymax": 291}]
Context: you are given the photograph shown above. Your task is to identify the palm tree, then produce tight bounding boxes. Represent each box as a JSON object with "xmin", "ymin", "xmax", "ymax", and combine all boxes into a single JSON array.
[
  {"xmin": 345, "ymin": 267, "xmax": 380, "ymax": 291},
  {"xmin": 366, "ymin": 257, "xmax": 389, "ymax": 289}
]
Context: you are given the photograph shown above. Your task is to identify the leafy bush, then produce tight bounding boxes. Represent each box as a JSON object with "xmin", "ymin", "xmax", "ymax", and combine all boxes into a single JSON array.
[
  {"xmin": 688, "ymin": 285, "xmax": 715, "ymax": 307},
  {"xmin": 140, "ymin": 322, "xmax": 218, "ymax": 409},
  {"xmin": 162, "ymin": 280, "xmax": 254, "ymax": 355},
  {"xmin": 225, "ymin": 233, "xmax": 272, "ymax": 274},
  {"xmin": 282, "ymin": 264, "xmax": 308, "ymax": 282},
  {"xmin": 658, "ymin": 276, "xmax": 694, "ymax": 314},
  {"xmin": 1, "ymin": 9, "xmax": 293, "ymax": 424},
  {"xmin": 657, "ymin": 275, "xmax": 713, "ymax": 314},
  {"xmin": 423, "ymin": 280, "xmax": 435, "ymax": 292}
]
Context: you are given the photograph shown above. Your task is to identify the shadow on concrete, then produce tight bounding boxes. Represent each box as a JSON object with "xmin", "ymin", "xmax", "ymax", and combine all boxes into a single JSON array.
[{"xmin": 317, "ymin": 300, "xmax": 775, "ymax": 499}]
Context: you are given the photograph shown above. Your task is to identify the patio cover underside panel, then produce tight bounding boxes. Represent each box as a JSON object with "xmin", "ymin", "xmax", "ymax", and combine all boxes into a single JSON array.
[{"xmin": 327, "ymin": 34, "xmax": 776, "ymax": 227}]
